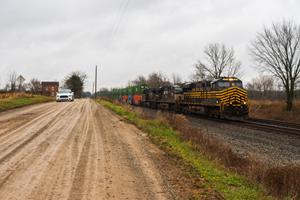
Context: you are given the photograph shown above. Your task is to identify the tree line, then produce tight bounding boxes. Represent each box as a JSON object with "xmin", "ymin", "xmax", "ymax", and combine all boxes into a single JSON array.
[
  {"xmin": 0, "ymin": 71, "xmax": 42, "ymax": 94},
  {"xmin": 0, "ymin": 71, "xmax": 88, "ymax": 98}
]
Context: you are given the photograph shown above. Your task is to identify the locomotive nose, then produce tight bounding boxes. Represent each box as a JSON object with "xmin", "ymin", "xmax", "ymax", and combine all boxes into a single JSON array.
[
  {"xmin": 220, "ymin": 87, "xmax": 248, "ymax": 117},
  {"xmin": 221, "ymin": 87, "xmax": 248, "ymax": 106}
]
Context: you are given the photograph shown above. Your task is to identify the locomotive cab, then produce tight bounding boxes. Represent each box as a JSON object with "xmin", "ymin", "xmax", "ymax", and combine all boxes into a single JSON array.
[{"xmin": 211, "ymin": 77, "xmax": 243, "ymax": 90}]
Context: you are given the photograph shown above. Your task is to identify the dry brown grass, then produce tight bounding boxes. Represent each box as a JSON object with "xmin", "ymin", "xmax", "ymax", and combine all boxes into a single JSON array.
[
  {"xmin": 0, "ymin": 92, "xmax": 33, "ymax": 99},
  {"xmin": 160, "ymin": 112, "xmax": 300, "ymax": 199},
  {"xmin": 249, "ymin": 99, "xmax": 300, "ymax": 123}
]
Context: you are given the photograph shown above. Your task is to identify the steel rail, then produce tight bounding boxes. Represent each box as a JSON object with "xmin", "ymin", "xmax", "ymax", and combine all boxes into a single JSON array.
[{"xmin": 187, "ymin": 115, "xmax": 300, "ymax": 137}]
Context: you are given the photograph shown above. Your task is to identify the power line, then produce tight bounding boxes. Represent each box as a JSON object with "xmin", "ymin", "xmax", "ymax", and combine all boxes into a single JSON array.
[
  {"xmin": 111, "ymin": 0, "xmax": 130, "ymax": 40},
  {"xmin": 111, "ymin": 1, "xmax": 126, "ymax": 35}
]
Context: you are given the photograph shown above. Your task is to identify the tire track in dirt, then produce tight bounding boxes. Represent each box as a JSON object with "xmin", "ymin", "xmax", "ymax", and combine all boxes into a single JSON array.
[
  {"xmin": 0, "ymin": 102, "xmax": 71, "ymax": 151},
  {"xmin": 0, "ymin": 102, "xmax": 58, "ymax": 136},
  {"xmin": 96, "ymin": 104, "xmax": 170, "ymax": 200},
  {"xmin": 0, "ymin": 102, "xmax": 73, "ymax": 165}
]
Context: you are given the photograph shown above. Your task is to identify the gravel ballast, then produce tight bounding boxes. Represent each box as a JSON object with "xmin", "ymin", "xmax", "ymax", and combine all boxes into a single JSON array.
[{"xmin": 187, "ymin": 117, "xmax": 300, "ymax": 166}]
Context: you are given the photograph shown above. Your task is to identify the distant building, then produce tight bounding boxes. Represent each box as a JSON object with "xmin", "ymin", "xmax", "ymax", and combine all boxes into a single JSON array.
[{"xmin": 41, "ymin": 82, "xmax": 59, "ymax": 96}]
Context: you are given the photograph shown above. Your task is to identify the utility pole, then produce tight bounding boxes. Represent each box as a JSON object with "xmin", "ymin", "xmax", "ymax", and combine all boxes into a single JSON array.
[{"xmin": 95, "ymin": 65, "xmax": 98, "ymax": 99}]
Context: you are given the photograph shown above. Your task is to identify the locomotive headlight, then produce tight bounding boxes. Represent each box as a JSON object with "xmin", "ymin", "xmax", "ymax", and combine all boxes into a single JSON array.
[{"xmin": 243, "ymin": 101, "xmax": 247, "ymax": 104}]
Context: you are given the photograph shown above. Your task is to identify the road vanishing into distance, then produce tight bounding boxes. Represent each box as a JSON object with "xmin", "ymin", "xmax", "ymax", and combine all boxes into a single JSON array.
[{"xmin": 0, "ymin": 99, "xmax": 170, "ymax": 200}]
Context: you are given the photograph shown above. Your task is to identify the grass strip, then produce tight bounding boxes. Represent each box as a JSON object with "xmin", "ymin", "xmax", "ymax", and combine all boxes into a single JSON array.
[
  {"xmin": 97, "ymin": 99, "xmax": 271, "ymax": 200},
  {"xmin": 0, "ymin": 95, "xmax": 54, "ymax": 112}
]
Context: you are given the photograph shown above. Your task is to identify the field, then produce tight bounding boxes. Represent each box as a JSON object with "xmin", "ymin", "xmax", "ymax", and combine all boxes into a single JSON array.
[
  {"xmin": 249, "ymin": 99, "xmax": 300, "ymax": 123},
  {"xmin": 0, "ymin": 93, "xmax": 53, "ymax": 112},
  {"xmin": 0, "ymin": 92, "xmax": 34, "ymax": 99}
]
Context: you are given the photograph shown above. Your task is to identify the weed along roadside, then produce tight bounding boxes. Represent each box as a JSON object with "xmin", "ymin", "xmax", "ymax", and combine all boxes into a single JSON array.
[
  {"xmin": 96, "ymin": 99, "xmax": 271, "ymax": 200},
  {"xmin": 0, "ymin": 95, "xmax": 54, "ymax": 112}
]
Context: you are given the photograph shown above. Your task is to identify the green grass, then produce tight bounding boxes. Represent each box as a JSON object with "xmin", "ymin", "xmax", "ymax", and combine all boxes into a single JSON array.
[
  {"xmin": 0, "ymin": 95, "xmax": 54, "ymax": 112},
  {"xmin": 97, "ymin": 99, "xmax": 272, "ymax": 200}
]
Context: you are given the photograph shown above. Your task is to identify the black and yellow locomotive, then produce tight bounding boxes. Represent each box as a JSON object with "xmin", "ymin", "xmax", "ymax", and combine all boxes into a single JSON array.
[{"xmin": 141, "ymin": 77, "xmax": 248, "ymax": 119}]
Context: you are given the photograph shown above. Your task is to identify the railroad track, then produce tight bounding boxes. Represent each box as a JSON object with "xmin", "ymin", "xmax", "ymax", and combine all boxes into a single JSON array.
[
  {"xmin": 241, "ymin": 118, "xmax": 300, "ymax": 136},
  {"xmin": 247, "ymin": 118, "xmax": 300, "ymax": 130},
  {"xmin": 239, "ymin": 119, "xmax": 300, "ymax": 136},
  {"xmin": 188, "ymin": 115, "xmax": 300, "ymax": 137}
]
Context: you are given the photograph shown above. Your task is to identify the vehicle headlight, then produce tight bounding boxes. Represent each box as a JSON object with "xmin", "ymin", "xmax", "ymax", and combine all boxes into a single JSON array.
[{"xmin": 243, "ymin": 101, "xmax": 247, "ymax": 104}]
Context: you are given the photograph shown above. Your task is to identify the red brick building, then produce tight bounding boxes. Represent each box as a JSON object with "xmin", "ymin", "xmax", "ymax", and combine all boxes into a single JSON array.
[{"xmin": 41, "ymin": 82, "xmax": 59, "ymax": 96}]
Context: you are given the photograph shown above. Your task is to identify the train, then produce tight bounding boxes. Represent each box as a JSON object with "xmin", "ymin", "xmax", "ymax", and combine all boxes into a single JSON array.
[{"xmin": 99, "ymin": 77, "xmax": 249, "ymax": 119}]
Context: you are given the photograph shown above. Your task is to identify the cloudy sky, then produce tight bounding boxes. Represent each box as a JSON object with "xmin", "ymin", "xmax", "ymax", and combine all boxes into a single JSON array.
[{"xmin": 1, "ymin": 0, "xmax": 300, "ymax": 91}]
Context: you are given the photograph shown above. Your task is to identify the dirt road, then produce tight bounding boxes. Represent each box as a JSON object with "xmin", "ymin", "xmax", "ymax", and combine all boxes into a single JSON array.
[{"xmin": 0, "ymin": 99, "xmax": 171, "ymax": 200}]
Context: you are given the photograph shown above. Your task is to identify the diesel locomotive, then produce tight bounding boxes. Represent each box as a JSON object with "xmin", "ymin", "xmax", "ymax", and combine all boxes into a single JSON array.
[{"xmin": 100, "ymin": 77, "xmax": 249, "ymax": 119}]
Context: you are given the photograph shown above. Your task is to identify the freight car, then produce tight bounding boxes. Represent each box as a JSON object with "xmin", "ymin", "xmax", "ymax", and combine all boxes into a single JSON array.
[
  {"xmin": 99, "ymin": 77, "xmax": 248, "ymax": 119},
  {"xmin": 141, "ymin": 85, "xmax": 184, "ymax": 110},
  {"xmin": 99, "ymin": 85, "xmax": 148, "ymax": 105}
]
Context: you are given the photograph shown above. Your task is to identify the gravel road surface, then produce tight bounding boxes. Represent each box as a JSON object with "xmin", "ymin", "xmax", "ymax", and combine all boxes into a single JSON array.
[{"xmin": 0, "ymin": 99, "xmax": 172, "ymax": 200}]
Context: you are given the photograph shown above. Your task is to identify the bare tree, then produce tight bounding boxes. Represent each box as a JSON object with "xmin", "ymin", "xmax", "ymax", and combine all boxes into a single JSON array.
[
  {"xmin": 147, "ymin": 72, "xmax": 170, "ymax": 88},
  {"xmin": 194, "ymin": 43, "xmax": 242, "ymax": 80},
  {"xmin": 192, "ymin": 63, "xmax": 206, "ymax": 81},
  {"xmin": 8, "ymin": 72, "xmax": 17, "ymax": 92},
  {"xmin": 29, "ymin": 78, "xmax": 42, "ymax": 94},
  {"xmin": 227, "ymin": 61, "xmax": 242, "ymax": 77},
  {"xmin": 247, "ymin": 75, "xmax": 275, "ymax": 92},
  {"xmin": 171, "ymin": 73, "xmax": 182, "ymax": 85},
  {"xmin": 246, "ymin": 75, "xmax": 278, "ymax": 100},
  {"xmin": 262, "ymin": 75, "xmax": 275, "ymax": 92},
  {"xmin": 250, "ymin": 20, "xmax": 300, "ymax": 111},
  {"xmin": 132, "ymin": 75, "xmax": 147, "ymax": 86}
]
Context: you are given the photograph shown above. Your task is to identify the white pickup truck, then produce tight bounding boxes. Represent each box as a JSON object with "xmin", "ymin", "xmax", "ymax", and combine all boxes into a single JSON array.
[{"xmin": 56, "ymin": 89, "xmax": 74, "ymax": 102}]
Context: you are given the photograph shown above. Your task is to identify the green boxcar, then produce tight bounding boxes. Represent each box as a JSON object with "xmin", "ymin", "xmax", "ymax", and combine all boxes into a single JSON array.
[{"xmin": 99, "ymin": 84, "xmax": 148, "ymax": 101}]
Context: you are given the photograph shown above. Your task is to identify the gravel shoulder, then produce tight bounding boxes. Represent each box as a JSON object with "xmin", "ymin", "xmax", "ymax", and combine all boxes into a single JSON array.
[
  {"xmin": 188, "ymin": 116, "xmax": 300, "ymax": 166},
  {"xmin": 0, "ymin": 99, "xmax": 177, "ymax": 200}
]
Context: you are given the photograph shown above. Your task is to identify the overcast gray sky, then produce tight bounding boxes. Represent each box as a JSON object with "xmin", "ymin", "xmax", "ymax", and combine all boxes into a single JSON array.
[{"xmin": 1, "ymin": 0, "xmax": 300, "ymax": 91}]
